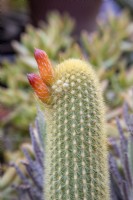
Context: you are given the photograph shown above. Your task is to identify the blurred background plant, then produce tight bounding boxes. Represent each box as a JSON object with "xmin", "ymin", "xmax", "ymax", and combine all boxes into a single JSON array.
[
  {"xmin": 1, "ymin": 0, "xmax": 133, "ymax": 199},
  {"xmin": 9, "ymin": 0, "xmax": 28, "ymax": 11},
  {"xmin": 0, "ymin": 109, "xmax": 45, "ymax": 200},
  {"xmin": 109, "ymin": 101, "xmax": 133, "ymax": 200},
  {"xmin": 81, "ymin": 11, "xmax": 133, "ymax": 108}
]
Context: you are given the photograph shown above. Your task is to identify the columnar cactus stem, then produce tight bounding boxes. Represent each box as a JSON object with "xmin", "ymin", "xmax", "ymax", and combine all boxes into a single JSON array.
[{"xmin": 28, "ymin": 49, "xmax": 110, "ymax": 200}]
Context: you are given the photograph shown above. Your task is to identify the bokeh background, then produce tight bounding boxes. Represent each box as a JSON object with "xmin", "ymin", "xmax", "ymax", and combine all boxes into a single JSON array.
[{"xmin": 1, "ymin": 0, "xmax": 133, "ymax": 199}]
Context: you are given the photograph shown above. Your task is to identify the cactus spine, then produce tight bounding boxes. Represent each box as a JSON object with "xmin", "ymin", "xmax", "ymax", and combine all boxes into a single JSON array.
[{"xmin": 28, "ymin": 50, "xmax": 110, "ymax": 200}]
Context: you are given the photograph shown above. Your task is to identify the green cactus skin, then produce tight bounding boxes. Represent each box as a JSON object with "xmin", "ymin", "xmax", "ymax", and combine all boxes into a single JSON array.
[{"xmin": 44, "ymin": 59, "xmax": 110, "ymax": 200}]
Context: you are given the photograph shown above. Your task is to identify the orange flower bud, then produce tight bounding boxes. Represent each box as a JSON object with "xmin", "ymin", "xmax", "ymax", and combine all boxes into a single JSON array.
[
  {"xmin": 34, "ymin": 49, "xmax": 54, "ymax": 85},
  {"xmin": 27, "ymin": 73, "xmax": 50, "ymax": 103}
]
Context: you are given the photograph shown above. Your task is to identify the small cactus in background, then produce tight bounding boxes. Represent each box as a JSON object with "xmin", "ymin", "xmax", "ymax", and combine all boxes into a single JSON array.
[{"xmin": 28, "ymin": 49, "xmax": 110, "ymax": 199}]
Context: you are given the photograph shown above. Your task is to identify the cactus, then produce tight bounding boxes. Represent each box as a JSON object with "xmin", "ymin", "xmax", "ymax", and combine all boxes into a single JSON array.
[
  {"xmin": 28, "ymin": 49, "xmax": 110, "ymax": 200},
  {"xmin": 109, "ymin": 102, "xmax": 133, "ymax": 200}
]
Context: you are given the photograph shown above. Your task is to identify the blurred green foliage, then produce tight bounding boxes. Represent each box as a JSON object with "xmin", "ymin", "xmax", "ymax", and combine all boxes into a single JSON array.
[{"xmin": 81, "ymin": 12, "xmax": 133, "ymax": 107}]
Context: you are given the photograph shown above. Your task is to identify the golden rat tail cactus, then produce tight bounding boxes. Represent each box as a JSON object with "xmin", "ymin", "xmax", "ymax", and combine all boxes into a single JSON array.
[{"xmin": 28, "ymin": 49, "xmax": 110, "ymax": 200}]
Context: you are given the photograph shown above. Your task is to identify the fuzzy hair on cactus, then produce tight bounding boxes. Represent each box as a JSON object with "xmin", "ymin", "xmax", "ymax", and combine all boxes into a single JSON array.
[{"xmin": 27, "ymin": 49, "xmax": 110, "ymax": 200}]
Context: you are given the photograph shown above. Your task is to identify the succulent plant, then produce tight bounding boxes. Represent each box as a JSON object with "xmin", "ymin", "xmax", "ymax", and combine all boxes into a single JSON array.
[
  {"xmin": 81, "ymin": 11, "xmax": 133, "ymax": 107},
  {"xmin": 27, "ymin": 49, "xmax": 110, "ymax": 199},
  {"xmin": 11, "ymin": 98, "xmax": 133, "ymax": 200},
  {"xmin": 109, "ymin": 101, "xmax": 133, "ymax": 200},
  {"xmin": 11, "ymin": 11, "xmax": 80, "ymax": 62},
  {"xmin": 10, "ymin": 109, "xmax": 45, "ymax": 200}
]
